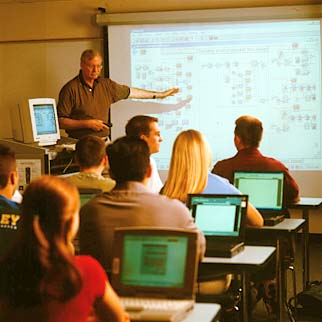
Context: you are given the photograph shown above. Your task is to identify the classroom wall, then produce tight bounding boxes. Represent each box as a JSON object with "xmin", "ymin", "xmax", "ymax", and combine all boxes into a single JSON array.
[
  {"xmin": 0, "ymin": 0, "xmax": 321, "ymax": 232},
  {"xmin": 0, "ymin": 0, "xmax": 318, "ymax": 138},
  {"xmin": 0, "ymin": 0, "xmax": 104, "ymax": 138}
]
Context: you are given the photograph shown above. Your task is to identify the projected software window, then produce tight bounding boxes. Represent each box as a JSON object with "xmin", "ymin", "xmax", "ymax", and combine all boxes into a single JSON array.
[{"xmin": 130, "ymin": 20, "xmax": 321, "ymax": 170}]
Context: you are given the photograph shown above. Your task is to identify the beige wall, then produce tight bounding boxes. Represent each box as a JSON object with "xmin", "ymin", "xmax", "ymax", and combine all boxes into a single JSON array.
[{"xmin": 0, "ymin": 0, "xmax": 104, "ymax": 138}]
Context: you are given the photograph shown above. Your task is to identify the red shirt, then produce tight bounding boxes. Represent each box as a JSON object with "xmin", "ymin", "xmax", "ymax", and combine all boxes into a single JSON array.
[{"xmin": 48, "ymin": 255, "xmax": 107, "ymax": 322}]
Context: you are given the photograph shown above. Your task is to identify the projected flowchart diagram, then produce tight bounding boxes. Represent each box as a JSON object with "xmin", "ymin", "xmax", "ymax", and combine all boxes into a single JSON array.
[{"xmin": 131, "ymin": 21, "xmax": 321, "ymax": 170}]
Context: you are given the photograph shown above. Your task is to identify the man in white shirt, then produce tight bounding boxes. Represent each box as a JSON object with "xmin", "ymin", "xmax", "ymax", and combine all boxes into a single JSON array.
[{"xmin": 125, "ymin": 115, "xmax": 163, "ymax": 193}]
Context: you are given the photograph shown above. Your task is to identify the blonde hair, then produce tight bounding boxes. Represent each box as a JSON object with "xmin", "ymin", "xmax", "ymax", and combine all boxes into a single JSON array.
[{"xmin": 162, "ymin": 130, "xmax": 212, "ymax": 203}]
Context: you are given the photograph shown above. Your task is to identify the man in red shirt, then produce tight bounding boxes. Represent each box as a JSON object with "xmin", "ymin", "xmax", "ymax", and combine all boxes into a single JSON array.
[{"xmin": 212, "ymin": 115, "xmax": 300, "ymax": 205}]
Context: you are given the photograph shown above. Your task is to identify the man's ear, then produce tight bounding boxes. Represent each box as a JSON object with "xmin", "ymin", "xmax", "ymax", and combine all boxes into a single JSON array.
[
  {"xmin": 234, "ymin": 134, "xmax": 241, "ymax": 146},
  {"xmin": 9, "ymin": 171, "xmax": 17, "ymax": 186},
  {"xmin": 140, "ymin": 134, "xmax": 147, "ymax": 142},
  {"xmin": 101, "ymin": 155, "xmax": 108, "ymax": 167},
  {"xmin": 146, "ymin": 163, "xmax": 152, "ymax": 179}
]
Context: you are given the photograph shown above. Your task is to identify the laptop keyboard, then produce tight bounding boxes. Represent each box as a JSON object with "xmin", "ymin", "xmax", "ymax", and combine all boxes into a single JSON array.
[{"xmin": 121, "ymin": 297, "xmax": 193, "ymax": 311}]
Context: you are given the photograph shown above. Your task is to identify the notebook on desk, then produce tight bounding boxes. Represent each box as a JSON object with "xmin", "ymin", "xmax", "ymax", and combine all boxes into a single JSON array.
[
  {"xmin": 187, "ymin": 194, "xmax": 247, "ymax": 258},
  {"xmin": 233, "ymin": 171, "xmax": 285, "ymax": 226},
  {"xmin": 111, "ymin": 227, "xmax": 199, "ymax": 322}
]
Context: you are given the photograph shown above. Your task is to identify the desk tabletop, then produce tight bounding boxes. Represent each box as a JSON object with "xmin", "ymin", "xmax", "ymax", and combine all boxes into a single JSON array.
[
  {"xmin": 248, "ymin": 218, "xmax": 305, "ymax": 232},
  {"xmin": 184, "ymin": 303, "xmax": 221, "ymax": 322},
  {"xmin": 288, "ymin": 197, "xmax": 322, "ymax": 209},
  {"xmin": 202, "ymin": 245, "xmax": 275, "ymax": 266}
]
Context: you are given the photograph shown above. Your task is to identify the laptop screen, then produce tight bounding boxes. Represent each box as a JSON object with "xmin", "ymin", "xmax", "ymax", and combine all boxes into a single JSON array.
[
  {"xmin": 78, "ymin": 188, "xmax": 102, "ymax": 206},
  {"xmin": 187, "ymin": 194, "xmax": 247, "ymax": 237},
  {"xmin": 121, "ymin": 234, "xmax": 188, "ymax": 288},
  {"xmin": 111, "ymin": 228, "xmax": 198, "ymax": 298},
  {"xmin": 233, "ymin": 171, "xmax": 284, "ymax": 210}
]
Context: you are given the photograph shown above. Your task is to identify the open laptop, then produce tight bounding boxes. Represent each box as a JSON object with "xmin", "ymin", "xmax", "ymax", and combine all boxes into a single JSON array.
[
  {"xmin": 78, "ymin": 188, "xmax": 102, "ymax": 206},
  {"xmin": 111, "ymin": 227, "xmax": 199, "ymax": 322},
  {"xmin": 233, "ymin": 171, "xmax": 285, "ymax": 226},
  {"xmin": 186, "ymin": 194, "xmax": 247, "ymax": 257}
]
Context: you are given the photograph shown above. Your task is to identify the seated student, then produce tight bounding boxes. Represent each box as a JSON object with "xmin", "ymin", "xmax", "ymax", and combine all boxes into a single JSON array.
[
  {"xmin": 161, "ymin": 129, "xmax": 263, "ymax": 227},
  {"xmin": 125, "ymin": 115, "xmax": 163, "ymax": 193},
  {"xmin": 212, "ymin": 115, "xmax": 300, "ymax": 204},
  {"xmin": 79, "ymin": 136, "xmax": 206, "ymax": 274},
  {"xmin": 0, "ymin": 143, "xmax": 21, "ymax": 258},
  {"xmin": 161, "ymin": 129, "xmax": 263, "ymax": 298},
  {"xmin": 65, "ymin": 135, "xmax": 115, "ymax": 192},
  {"xmin": 0, "ymin": 175, "xmax": 128, "ymax": 322}
]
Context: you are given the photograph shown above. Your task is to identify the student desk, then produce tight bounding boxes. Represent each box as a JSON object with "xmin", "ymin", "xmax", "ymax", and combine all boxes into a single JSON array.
[
  {"xmin": 288, "ymin": 197, "xmax": 322, "ymax": 287},
  {"xmin": 184, "ymin": 303, "xmax": 221, "ymax": 322},
  {"xmin": 247, "ymin": 218, "xmax": 306, "ymax": 322},
  {"xmin": 201, "ymin": 245, "xmax": 276, "ymax": 322}
]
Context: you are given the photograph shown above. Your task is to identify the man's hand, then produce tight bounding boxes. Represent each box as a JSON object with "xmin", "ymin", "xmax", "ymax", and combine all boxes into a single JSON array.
[
  {"xmin": 129, "ymin": 87, "xmax": 180, "ymax": 99},
  {"xmin": 85, "ymin": 119, "xmax": 109, "ymax": 132},
  {"xmin": 158, "ymin": 87, "xmax": 180, "ymax": 99}
]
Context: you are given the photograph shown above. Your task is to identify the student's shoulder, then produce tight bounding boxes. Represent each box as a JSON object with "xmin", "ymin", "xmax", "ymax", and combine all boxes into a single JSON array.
[
  {"xmin": 262, "ymin": 154, "xmax": 289, "ymax": 170},
  {"xmin": 143, "ymin": 192, "xmax": 188, "ymax": 211},
  {"xmin": 74, "ymin": 255, "xmax": 107, "ymax": 286},
  {"xmin": 207, "ymin": 172, "xmax": 233, "ymax": 187},
  {"xmin": 206, "ymin": 173, "xmax": 240, "ymax": 194},
  {"xmin": 212, "ymin": 156, "xmax": 236, "ymax": 172}
]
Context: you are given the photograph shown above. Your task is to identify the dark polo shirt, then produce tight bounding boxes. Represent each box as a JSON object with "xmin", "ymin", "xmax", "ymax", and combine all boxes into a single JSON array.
[
  {"xmin": 57, "ymin": 71, "xmax": 130, "ymax": 138},
  {"xmin": 0, "ymin": 195, "xmax": 21, "ymax": 258}
]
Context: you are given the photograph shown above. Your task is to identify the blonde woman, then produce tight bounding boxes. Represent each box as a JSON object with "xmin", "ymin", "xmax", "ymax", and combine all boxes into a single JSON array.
[
  {"xmin": 162, "ymin": 130, "xmax": 264, "ymax": 305},
  {"xmin": 162, "ymin": 129, "xmax": 263, "ymax": 227}
]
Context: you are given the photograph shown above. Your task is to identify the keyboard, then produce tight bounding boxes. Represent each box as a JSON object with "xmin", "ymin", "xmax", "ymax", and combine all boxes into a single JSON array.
[
  {"xmin": 121, "ymin": 297, "xmax": 193, "ymax": 312},
  {"xmin": 55, "ymin": 137, "xmax": 78, "ymax": 151},
  {"xmin": 121, "ymin": 297, "xmax": 194, "ymax": 322}
]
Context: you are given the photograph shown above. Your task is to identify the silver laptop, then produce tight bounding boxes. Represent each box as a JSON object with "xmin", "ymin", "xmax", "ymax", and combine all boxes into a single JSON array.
[
  {"xmin": 111, "ymin": 227, "xmax": 199, "ymax": 322},
  {"xmin": 187, "ymin": 194, "xmax": 247, "ymax": 257},
  {"xmin": 233, "ymin": 171, "xmax": 285, "ymax": 226}
]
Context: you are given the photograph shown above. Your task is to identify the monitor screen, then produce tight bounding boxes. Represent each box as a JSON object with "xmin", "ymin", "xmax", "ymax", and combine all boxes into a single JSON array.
[
  {"xmin": 121, "ymin": 234, "xmax": 188, "ymax": 288},
  {"xmin": 33, "ymin": 104, "xmax": 57, "ymax": 135},
  {"xmin": 233, "ymin": 171, "xmax": 284, "ymax": 210},
  {"xmin": 187, "ymin": 194, "xmax": 247, "ymax": 237},
  {"xmin": 29, "ymin": 98, "xmax": 60, "ymax": 146}
]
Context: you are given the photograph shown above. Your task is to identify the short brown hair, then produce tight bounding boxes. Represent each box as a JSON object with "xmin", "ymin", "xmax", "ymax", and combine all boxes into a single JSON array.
[
  {"xmin": 0, "ymin": 143, "xmax": 16, "ymax": 188},
  {"xmin": 125, "ymin": 115, "xmax": 158, "ymax": 137},
  {"xmin": 234, "ymin": 115, "xmax": 263, "ymax": 148},
  {"xmin": 75, "ymin": 135, "xmax": 106, "ymax": 169},
  {"xmin": 106, "ymin": 136, "xmax": 150, "ymax": 183}
]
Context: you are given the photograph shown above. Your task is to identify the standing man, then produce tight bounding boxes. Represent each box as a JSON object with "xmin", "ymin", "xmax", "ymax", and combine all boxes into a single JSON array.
[
  {"xmin": 79, "ymin": 136, "xmax": 205, "ymax": 274},
  {"xmin": 0, "ymin": 143, "xmax": 21, "ymax": 258},
  {"xmin": 212, "ymin": 115, "xmax": 300, "ymax": 204},
  {"xmin": 125, "ymin": 115, "xmax": 163, "ymax": 193},
  {"xmin": 57, "ymin": 49, "xmax": 179, "ymax": 139}
]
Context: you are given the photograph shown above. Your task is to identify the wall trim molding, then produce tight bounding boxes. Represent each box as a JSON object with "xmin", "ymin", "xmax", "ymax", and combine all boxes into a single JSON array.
[{"xmin": 97, "ymin": 4, "xmax": 322, "ymax": 25}]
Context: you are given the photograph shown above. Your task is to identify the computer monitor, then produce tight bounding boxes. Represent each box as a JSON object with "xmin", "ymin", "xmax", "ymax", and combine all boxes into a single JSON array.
[
  {"xmin": 233, "ymin": 171, "xmax": 284, "ymax": 210},
  {"xmin": 11, "ymin": 98, "xmax": 60, "ymax": 147}
]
